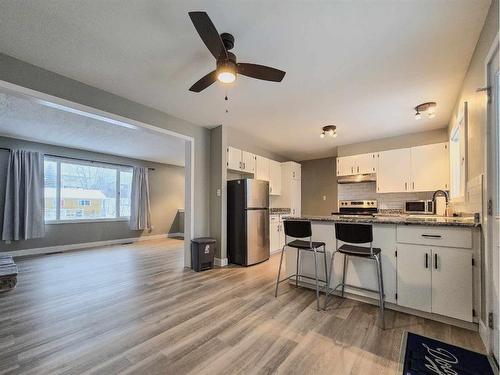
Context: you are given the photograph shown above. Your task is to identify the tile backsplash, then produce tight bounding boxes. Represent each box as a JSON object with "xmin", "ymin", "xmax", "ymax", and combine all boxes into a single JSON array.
[{"xmin": 338, "ymin": 182, "xmax": 433, "ymax": 210}]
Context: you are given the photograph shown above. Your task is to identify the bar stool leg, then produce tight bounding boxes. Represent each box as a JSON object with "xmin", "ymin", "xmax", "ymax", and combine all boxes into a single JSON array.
[
  {"xmin": 324, "ymin": 250, "xmax": 336, "ymax": 310},
  {"xmin": 322, "ymin": 245, "xmax": 328, "ymax": 294},
  {"xmin": 313, "ymin": 248, "xmax": 320, "ymax": 311},
  {"xmin": 295, "ymin": 249, "xmax": 300, "ymax": 288},
  {"xmin": 274, "ymin": 245, "xmax": 286, "ymax": 298},
  {"xmin": 375, "ymin": 254, "xmax": 385, "ymax": 329},
  {"xmin": 341, "ymin": 254, "xmax": 348, "ymax": 298}
]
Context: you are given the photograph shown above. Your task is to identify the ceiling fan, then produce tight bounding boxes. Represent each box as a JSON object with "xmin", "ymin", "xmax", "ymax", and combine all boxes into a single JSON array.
[{"xmin": 188, "ymin": 11, "xmax": 286, "ymax": 92}]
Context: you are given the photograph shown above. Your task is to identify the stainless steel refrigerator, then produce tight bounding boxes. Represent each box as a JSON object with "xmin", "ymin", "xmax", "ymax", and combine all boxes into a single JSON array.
[{"xmin": 227, "ymin": 179, "xmax": 270, "ymax": 266}]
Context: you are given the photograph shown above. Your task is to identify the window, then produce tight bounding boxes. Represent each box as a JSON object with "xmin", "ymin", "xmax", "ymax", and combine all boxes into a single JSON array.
[
  {"xmin": 449, "ymin": 102, "xmax": 467, "ymax": 201},
  {"xmin": 44, "ymin": 157, "xmax": 133, "ymax": 222}
]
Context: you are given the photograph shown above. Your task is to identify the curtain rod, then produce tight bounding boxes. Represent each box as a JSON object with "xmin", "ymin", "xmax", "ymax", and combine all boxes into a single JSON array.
[{"xmin": 0, "ymin": 147, "xmax": 155, "ymax": 171}]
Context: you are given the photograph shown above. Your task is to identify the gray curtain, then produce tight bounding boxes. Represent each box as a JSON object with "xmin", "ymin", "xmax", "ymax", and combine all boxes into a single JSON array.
[
  {"xmin": 2, "ymin": 149, "xmax": 45, "ymax": 241},
  {"xmin": 129, "ymin": 166, "xmax": 152, "ymax": 231}
]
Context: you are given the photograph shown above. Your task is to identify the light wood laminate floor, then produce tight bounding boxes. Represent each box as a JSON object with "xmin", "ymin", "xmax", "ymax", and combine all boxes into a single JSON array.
[{"xmin": 0, "ymin": 239, "xmax": 485, "ymax": 374}]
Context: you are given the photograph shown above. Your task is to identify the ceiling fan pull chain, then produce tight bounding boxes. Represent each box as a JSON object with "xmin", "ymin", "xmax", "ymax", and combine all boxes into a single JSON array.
[{"xmin": 225, "ymin": 90, "xmax": 229, "ymax": 113}]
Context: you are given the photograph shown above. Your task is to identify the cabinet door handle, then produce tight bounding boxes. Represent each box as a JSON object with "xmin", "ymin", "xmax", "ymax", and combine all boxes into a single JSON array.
[
  {"xmin": 404, "ymin": 182, "xmax": 407, "ymax": 190},
  {"xmin": 434, "ymin": 253, "xmax": 438, "ymax": 269},
  {"xmin": 425, "ymin": 253, "xmax": 429, "ymax": 268},
  {"xmin": 357, "ymin": 166, "xmax": 359, "ymax": 173},
  {"xmin": 412, "ymin": 182, "xmax": 415, "ymax": 190},
  {"xmin": 421, "ymin": 234, "xmax": 442, "ymax": 239}
]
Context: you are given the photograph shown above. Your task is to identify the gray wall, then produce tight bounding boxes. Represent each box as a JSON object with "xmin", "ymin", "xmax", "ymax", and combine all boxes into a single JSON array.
[
  {"xmin": 0, "ymin": 53, "xmax": 212, "ymax": 259},
  {"xmin": 301, "ymin": 157, "xmax": 338, "ymax": 215},
  {"xmin": 0, "ymin": 136, "xmax": 184, "ymax": 252},
  {"xmin": 209, "ymin": 125, "xmax": 227, "ymax": 259},
  {"xmin": 337, "ymin": 128, "xmax": 449, "ymax": 157}
]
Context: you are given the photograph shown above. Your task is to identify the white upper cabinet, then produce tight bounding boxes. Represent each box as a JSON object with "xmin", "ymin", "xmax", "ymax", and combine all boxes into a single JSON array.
[
  {"xmin": 226, "ymin": 146, "xmax": 256, "ymax": 174},
  {"xmin": 255, "ymin": 155, "xmax": 270, "ymax": 181},
  {"xmin": 269, "ymin": 160, "xmax": 282, "ymax": 195},
  {"xmin": 290, "ymin": 162, "xmax": 301, "ymax": 180},
  {"xmin": 227, "ymin": 146, "xmax": 242, "ymax": 171},
  {"xmin": 336, "ymin": 157, "xmax": 349, "ymax": 176},
  {"xmin": 226, "ymin": 146, "xmax": 281, "ymax": 195},
  {"xmin": 337, "ymin": 153, "xmax": 376, "ymax": 176},
  {"xmin": 377, "ymin": 148, "xmax": 412, "ymax": 193},
  {"xmin": 411, "ymin": 142, "xmax": 449, "ymax": 192},
  {"xmin": 377, "ymin": 143, "xmax": 450, "ymax": 193},
  {"xmin": 276, "ymin": 162, "xmax": 301, "ymax": 215},
  {"xmin": 242, "ymin": 151, "xmax": 256, "ymax": 174},
  {"xmin": 356, "ymin": 153, "xmax": 377, "ymax": 174}
]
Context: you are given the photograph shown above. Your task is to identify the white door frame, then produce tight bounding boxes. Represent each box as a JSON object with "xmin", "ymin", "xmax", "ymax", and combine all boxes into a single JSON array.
[
  {"xmin": 484, "ymin": 32, "xmax": 500, "ymax": 360},
  {"xmin": 0, "ymin": 79, "xmax": 195, "ymax": 267}
]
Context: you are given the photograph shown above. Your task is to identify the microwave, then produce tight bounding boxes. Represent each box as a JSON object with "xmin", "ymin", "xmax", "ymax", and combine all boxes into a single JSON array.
[{"xmin": 404, "ymin": 200, "xmax": 434, "ymax": 214}]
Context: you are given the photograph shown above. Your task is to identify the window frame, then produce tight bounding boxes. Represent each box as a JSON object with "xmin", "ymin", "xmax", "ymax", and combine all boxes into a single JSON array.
[
  {"xmin": 44, "ymin": 156, "xmax": 133, "ymax": 224},
  {"xmin": 449, "ymin": 102, "xmax": 468, "ymax": 204}
]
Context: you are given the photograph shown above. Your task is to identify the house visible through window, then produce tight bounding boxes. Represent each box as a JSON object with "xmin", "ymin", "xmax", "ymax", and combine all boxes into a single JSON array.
[{"xmin": 44, "ymin": 157, "xmax": 133, "ymax": 222}]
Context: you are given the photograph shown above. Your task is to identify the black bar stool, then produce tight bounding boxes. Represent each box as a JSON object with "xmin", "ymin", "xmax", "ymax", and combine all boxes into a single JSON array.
[
  {"xmin": 324, "ymin": 223, "xmax": 385, "ymax": 329},
  {"xmin": 274, "ymin": 220, "xmax": 328, "ymax": 310}
]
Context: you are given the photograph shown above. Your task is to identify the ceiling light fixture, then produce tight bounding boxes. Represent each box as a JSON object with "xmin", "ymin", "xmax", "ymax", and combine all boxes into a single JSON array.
[
  {"xmin": 216, "ymin": 60, "xmax": 237, "ymax": 84},
  {"xmin": 320, "ymin": 125, "xmax": 337, "ymax": 138},
  {"xmin": 414, "ymin": 102, "xmax": 437, "ymax": 120}
]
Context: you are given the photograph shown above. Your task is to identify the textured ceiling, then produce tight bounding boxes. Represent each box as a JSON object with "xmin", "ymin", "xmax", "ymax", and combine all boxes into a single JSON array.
[
  {"xmin": 0, "ymin": 0, "xmax": 491, "ymax": 160},
  {"xmin": 0, "ymin": 92, "xmax": 186, "ymax": 166}
]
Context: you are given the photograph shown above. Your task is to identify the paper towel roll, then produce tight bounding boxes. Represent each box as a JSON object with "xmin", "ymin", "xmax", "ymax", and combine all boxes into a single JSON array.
[{"xmin": 435, "ymin": 196, "xmax": 447, "ymax": 216}]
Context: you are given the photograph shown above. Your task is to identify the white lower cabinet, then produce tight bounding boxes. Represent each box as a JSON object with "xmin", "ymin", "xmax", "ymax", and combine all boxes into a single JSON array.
[
  {"xmin": 270, "ymin": 216, "xmax": 281, "ymax": 253},
  {"xmin": 431, "ymin": 246, "xmax": 472, "ymax": 322},
  {"xmin": 270, "ymin": 215, "xmax": 285, "ymax": 253},
  {"xmin": 397, "ymin": 243, "xmax": 473, "ymax": 322},
  {"xmin": 397, "ymin": 244, "xmax": 432, "ymax": 312}
]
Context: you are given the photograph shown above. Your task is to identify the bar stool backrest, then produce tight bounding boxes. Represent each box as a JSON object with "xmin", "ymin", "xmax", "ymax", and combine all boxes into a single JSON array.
[
  {"xmin": 335, "ymin": 223, "xmax": 373, "ymax": 244},
  {"xmin": 283, "ymin": 220, "xmax": 312, "ymax": 238}
]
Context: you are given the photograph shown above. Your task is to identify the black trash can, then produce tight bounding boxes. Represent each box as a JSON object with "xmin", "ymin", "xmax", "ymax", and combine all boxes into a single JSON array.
[{"xmin": 191, "ymin": 237, "xmax": 216, "ymax": 272}]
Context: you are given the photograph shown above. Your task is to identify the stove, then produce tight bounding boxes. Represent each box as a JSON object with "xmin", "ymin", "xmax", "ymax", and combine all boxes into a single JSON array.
[{"xmin": 332, "ymin": 200, "xmax": 378, "ymax": 216}]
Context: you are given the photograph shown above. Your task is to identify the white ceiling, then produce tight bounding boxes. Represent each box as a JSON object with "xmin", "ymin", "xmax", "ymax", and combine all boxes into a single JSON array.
[
  {"xmin": 0, "ymin": 92, "xmax": 186, "ymax": 166},
  {"xmin": 0, "ymin": 0, "xmax": 490, "ymax": 161}
]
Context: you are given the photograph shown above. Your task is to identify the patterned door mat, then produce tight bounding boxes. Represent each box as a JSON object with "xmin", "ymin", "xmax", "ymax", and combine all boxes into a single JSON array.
[{"xmin": 400, "ymin": 331, "xmax": 497, "ymax": 374}]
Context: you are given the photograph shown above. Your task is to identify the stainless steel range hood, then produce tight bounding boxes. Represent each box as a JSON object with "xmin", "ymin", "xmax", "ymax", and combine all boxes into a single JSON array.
[{"xmin": 337, "ymin": 173, "xmax": 376, "ymax": 184}]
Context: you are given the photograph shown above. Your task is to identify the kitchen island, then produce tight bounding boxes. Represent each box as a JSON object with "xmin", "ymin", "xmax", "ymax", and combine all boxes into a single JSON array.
[{"xmin": 281, "ymin": 214, "xmax": 480, "ymax": 328}]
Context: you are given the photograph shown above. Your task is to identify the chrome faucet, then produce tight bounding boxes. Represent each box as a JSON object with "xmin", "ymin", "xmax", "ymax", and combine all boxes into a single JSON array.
[{"xmin": 432, "ymin": 190, "xmax": 449, "ymax": 215}]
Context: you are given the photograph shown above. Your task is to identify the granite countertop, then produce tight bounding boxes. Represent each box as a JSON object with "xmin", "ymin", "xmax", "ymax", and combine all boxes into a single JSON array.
[{"xmin": 283, "ymin": 214, "xmax": 480, "ymax": 228}]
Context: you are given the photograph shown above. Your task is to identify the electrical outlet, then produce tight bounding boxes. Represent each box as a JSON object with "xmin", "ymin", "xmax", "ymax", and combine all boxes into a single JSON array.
[
  {"xmin": 216, "ymin": 188, "xmax": 221, "ymax": 197},
  {"xmin": 323, "ymin": 196, "xmax": 327, "ymax": 201}
]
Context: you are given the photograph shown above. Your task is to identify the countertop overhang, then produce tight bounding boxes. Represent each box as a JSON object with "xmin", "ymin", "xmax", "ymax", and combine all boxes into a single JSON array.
[{"xmin": 283, "ymin": 215, "xmax": 480, "ymax": 228}]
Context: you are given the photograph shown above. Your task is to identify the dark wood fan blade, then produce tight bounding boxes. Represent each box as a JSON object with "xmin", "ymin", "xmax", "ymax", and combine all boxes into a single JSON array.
[
  {"xmin": 189, "ymin": 70, "xmax": 218, "ymax": 92},
  {"xmin": 188, "ymin": 11, "xmax": 228, "ymax": 60},
  {"xmin": 237, "ymin": 63, "xmax": 286, "ymax": 82}
]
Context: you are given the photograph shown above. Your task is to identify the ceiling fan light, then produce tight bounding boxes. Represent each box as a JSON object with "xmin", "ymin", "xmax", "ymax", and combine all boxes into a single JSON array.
[
  {"xmin": 333, "ymin": 131, "xmax": 337, "ymax": 138},
  {"xmin": 217, "ymin": 71, "xmax": 236, "ymax": 84},
  {"xmin": 328, "ymin": 129, "xmax": 335, "ymax": 137},
  {"xmin": 415, "ymin": 112, "xmax": 422, "ymax": 120},
  {"xmin": 320, "ymin": 132, "xmax": 325, "ymax": 138},
  {"xmin": 428, "ymin": 112, "xmax": 436, "ymax": 118}
]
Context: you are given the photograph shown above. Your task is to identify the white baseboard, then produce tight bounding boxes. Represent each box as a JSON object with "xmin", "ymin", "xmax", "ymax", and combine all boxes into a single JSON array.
[
  {"xmin": 167, "ymin": 232, "xmax": 184, "ymax": 238},
  {"xmin": 4, "ymin": 234, "xmax": 180, "ymax": 258},
  {"xmin": 270, "ymin": 248, "xmax": 282, "ymax": 255},
  {"xmin": 214, "ymin": 257, "xmax": 228, "ymax": 267}
]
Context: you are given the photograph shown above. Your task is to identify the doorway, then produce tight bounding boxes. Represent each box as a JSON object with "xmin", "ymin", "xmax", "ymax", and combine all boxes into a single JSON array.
[
  {"xmin": 486, "ymin": 38, "xmax": 499, "ymax": 361},
  {"xmin": 0, "ymin": 80, "xmax": 194, "ymax": 267}
]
